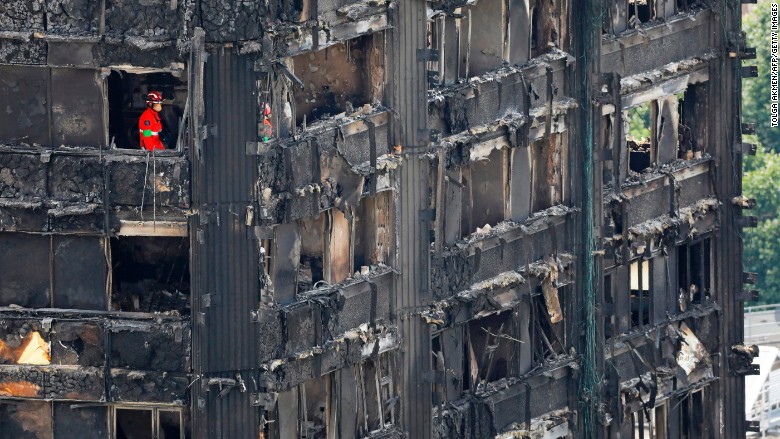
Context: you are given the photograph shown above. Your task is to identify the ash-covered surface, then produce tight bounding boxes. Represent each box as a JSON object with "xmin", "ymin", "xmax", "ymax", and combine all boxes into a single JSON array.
[
  {"xmin": 109, "ymin": 322, "xmax": 190, "ymax": 372},
  {"xmin": 45, "ymin": 367, "xmax": 104, "ymax": 399},
  {"xmin": 108, "ymin": 158, "xmax": 190, "ymax": 208},
  {"xmin": 0, "ymin": 0, "xmax": 45, "ymax": 32},
  {"xmin": 200, "ymin": 0, "xmax": 265, "ymax": 42},
  {"xmin": 0, "ymin": 38, "xmax": 47, "ymax": 64},
  {"xmin": 104, "ymin": 0, "xmax": 186, "ymax": 39},
  {"xmin": 110, "ymin": 370, "xmax": 189, "ymax": 403},
  {"xmin": 51, "ymin": 322, "xmax": 104, "ymax": 367},
  {"xmin": 46, "ymin": 0, "xmax": 99, "ymax": 34},
  {"xmin": 92, "ymin": 40, "xmax": 184, "ymax": 66},
  {"xmin": 48, "ymin": 156, "xmax": 104, "ymax": 202}
]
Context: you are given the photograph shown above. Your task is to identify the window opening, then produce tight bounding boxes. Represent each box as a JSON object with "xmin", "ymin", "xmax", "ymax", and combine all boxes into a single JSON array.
[
  {"xmin": 628, "ymin": 0, "xmax": 654, "ymax": 26},
  {"xmin": 114, "ymin": 407, "xmax": 187, "ymax": 439},
  {"xmin": 115, "ymin": 408, "xmax": 152, "ymax": 439},
  {"xmin": 110, "ymin": 236, "xmax": 190, "ymax": 313},
  {"xmin": 626, "ymin": 102, "xmax": 654, "ymax": 173},
  {"xmin": 530, "ymin": 7, "xmax": 539, "ymax": 55},
  {"xmin": 532, "ymin": 294, "xmax": 566, "ymax": 362},
  {"xmin": 680, "ymin": 390, "xmax": 704, "ymax": 438},
  {"xmin": 677, "ymin": 84, "xmax": 706, "ymax": 160},
  {"xmin": 630, "ymin": 259, "xmax": 650, "ymax": 327},
  {"xmin": 466, "ymin": 311, "xmax": 515, "ymax": 387},
  {"xmin": 290, "ymin": 34, "xmax": 384, "ymax": 131},
  {"xmin": 298, "ymin": 214, "xmax": 326, "ymax": 293},
  {"xmin": 297, "ymin": 379, "xmax": 327, "ymax": 438},
  {"xmin": 461, "ymin": 147, "xmax": 507, "ymax": 234},
  {"xmin": 604, "ymin": 274, "xmax": 614, "ymax": 339},
  {"xmin": 677, "ymin": 238, "xmax": 711, "ymax": 310},
  {"xmin": 353, "ymin": 191, "xmax": 393, "ymax": 271},
  {"xmin": 432, "ymin": 333, "xmax": 443, "ymax": 406},
  {"xmin": 107, "ymin": 70, "xmax": 187, "ymax": 150}
]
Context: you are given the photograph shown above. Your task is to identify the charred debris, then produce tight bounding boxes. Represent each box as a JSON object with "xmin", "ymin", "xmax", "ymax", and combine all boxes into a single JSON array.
[{"xmin": 0, "ymin": 0, "xmax": 758, "ymax": 438}]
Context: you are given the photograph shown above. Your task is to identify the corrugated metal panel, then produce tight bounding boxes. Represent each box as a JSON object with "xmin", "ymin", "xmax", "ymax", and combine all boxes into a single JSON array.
[
  {"xmin": 200, "ymin": 48, "xmax": 259, "ymax": 203},
  {"xmin": 190, "ymin": 45, "xmax": 260, "ymax": 371},
  {"xmin": 197, "ymin": 203, "xmax": 260, "ymax": 372},
  {"xmin": 391, "ymin": 1, "xmax": 432, "ymax": 437},
  {"xmin": 189, "ymin": 35, "xmax": 262, "ymax": 439}
]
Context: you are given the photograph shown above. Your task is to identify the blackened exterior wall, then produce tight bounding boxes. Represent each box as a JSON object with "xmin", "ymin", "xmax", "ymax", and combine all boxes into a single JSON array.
[{"xmin": 0, "ymin": 0, "xmax": 756, "ymax": 438}]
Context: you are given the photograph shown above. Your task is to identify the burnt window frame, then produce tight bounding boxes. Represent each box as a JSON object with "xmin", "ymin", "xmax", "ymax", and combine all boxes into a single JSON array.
[
  {"xmin": 627, "ymin": 0, "xmax": 656, "ymax": 26},
  {"xmin": 676, "ymin": 236, "xmax": 712, "ymax": 308},
  {"xmin": 625, "ymin": 101, "xmax": 657, "ymax": 174},
  {"xmin": 278, "ymin": 32, "xmax": 388, "ymax": 138},
  {"xmin": 108, "ymin": 234, "xmax": 191, "ymax": 314},
  {"xmin": 112, "ymin": 405, "xmax": 186, "ymax": 439},
  {"xmin": 629, "ymin": 258, "xmax": 652, "ymax": 329},
  {"xmin": 106, "ymin": 66, "xmax": 189, "ymax": 156}
]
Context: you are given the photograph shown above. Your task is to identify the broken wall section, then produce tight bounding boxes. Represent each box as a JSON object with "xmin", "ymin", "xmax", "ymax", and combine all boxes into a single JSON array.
[
  {"xmin": 269, "ymin": 31, "xmax": 387, "ymax": 137},
  {"xmin": 0, "ymin": 315, "xmax": 190, "ymax": 404},
  {"xmin": 427, "ymin": 0, "xmax": 566, "ymax": 86},
  {"xmin": 0, "ymin": 152, "xmax": 190, "ymax": 233},
  {"xmin": 269, "ymin": 352, "xmax": 398, "ymax": 439}
]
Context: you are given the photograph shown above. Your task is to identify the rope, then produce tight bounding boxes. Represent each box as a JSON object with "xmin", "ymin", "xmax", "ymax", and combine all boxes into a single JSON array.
[
  {"xmin": 153, "ymin": 147, "xmax": 157, "ymax": 229},
  {"xmin": 140, "ymin": 151, "xmax": 150, "ymax": 221}
]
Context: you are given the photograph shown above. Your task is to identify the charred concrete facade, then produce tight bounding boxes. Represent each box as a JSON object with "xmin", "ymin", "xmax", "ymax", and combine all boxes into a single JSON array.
[{"xmin": 0, "ymin": 0, "xmax": 757, "ymax": 438}]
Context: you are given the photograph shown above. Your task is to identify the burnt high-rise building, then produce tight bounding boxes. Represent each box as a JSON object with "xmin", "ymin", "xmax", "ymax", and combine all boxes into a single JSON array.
[{"xmin": 0, "ymin": 0, "xmax": 758, "ymax": 438}]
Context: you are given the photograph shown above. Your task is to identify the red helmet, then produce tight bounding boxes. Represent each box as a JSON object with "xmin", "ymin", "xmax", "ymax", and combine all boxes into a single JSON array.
[
  {"xmin": 145, "ymin": 91, "xmax": 163, "ymax": 104},
  {"xmin": 262, "ymin": 102, "xmax": 271, "ymax": 116}
]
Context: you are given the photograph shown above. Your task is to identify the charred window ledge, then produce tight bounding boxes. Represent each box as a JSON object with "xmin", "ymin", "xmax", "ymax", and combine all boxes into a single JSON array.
[
  {"xmin": 601, "ymin": 11, "xmax": 714, "ymax": 78},
  {"xmin": 619, "ymin": 157, "xmax": 711, "ymax": 194},
  {"xmin": 428, "ymin": 52, "xmax": 573, "ymax": 138},
  {"xmin": 446, "ymin": 204, "xmax": 575, "ymax": 254},
  {"xmin": 434, "ymin": 372, "xmax": 574, "ymax": 438},
  {"xmin": 293, "ymin": 265, "xmax": 393, "ymax": 302},
  {"xmin": 427, "ymin": 49, "xmax": 573, "ymax": 95},
  {"xmin": 456, "ymin": 359, "xmax": 573, "ymax": 403},
  {"xmin": 603, "ymin": 200, "xmax": 718, "ymax": 262},
  {"xmin": 606, "ymin": 302, "xmax": 719, "ymax": 350},
  {"xmin": 626, "ymin": 197, "xmax": 719, "ymax": 243},
  {"xmin": 603, "ymin": 6, "xmax": 711, "ymax": 41},
  {"xmin": 424, "ymin": 254, "xmax": 573, "ymax": 328},
  {"xmin": 496, "ymin": 410, "xmax": 572, "ymax": 439},
  {"xmin": 259, "ymin": 325, "xmax": 399, "ymax": 391},
  {"xmin": 615, "ymin": 54, "xmax": 714, "ymax": 110},
  {"xmin": 0, "ymin": 308, "xmax": 188, "ymax": 323},
  {"xmin": 431, "ymin": 205, "xmax": 575, "ymax": 298}
]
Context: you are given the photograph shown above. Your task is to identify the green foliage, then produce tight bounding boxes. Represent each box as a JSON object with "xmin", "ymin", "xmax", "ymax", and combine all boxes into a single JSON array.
[
  {"xmin": 742, "ymin": 6, "xmax": 780, "ymax": 304},
  {"xmin": 626, "ymin": 105, "xmax": 651, "ymax": 142},
  {"xmin": 743, "ymin": 146, "xmax": 780, "ymax": 304},
  {"xmin": 742, "ymin": 4, "xmax": 780, "ymax": 151}
]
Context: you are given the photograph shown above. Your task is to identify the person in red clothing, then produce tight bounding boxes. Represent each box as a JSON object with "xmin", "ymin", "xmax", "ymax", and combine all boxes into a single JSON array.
[{"xmin": 138, "ymin": 91, "xmax": 165, "ymax": 151}]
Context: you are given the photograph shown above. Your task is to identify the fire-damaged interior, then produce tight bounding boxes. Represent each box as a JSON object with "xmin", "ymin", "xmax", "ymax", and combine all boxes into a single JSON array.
[
  {"xmin": 107, "ymin": 70, "xmax": 188, "ymax": 150},
  {"xmin": 0, "ymin": 0, "xmax": 757, "ymax": 438}
]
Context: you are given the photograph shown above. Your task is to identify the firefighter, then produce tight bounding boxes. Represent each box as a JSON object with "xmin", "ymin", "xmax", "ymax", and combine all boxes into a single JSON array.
[
  {"xmin": 139, "ymin": 91, "xmax": 166, "ymax": 151},
  {"xmin": 260, "ymin": 102, "xmax": 273, "ymax": 143}
]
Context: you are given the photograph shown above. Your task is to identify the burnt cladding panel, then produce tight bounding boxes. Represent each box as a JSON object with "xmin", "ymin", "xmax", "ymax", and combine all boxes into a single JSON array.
[
  {"xmin": 0, "ymin": 65, "xmax": 49, "ymax": 146},
  {"xmin": 0, "ymin": 232, "xmax": 51, "ymax": 307},
  {"xmin": 50, "ymin": 69, "xmax": 105, "ymax": 148},
  {"xmin": 201, "ymin": 49, "xmax": 259, "ymax": 204},
  {"xmin": 52, "ymin": 236, "xmax": 107, "ymax": 310}
]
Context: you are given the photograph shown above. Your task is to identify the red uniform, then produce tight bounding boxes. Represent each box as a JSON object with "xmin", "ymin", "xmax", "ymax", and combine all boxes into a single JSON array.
[{"xmin": 138, "ymin": 107, "xmax": 165, "ymax": 151}]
